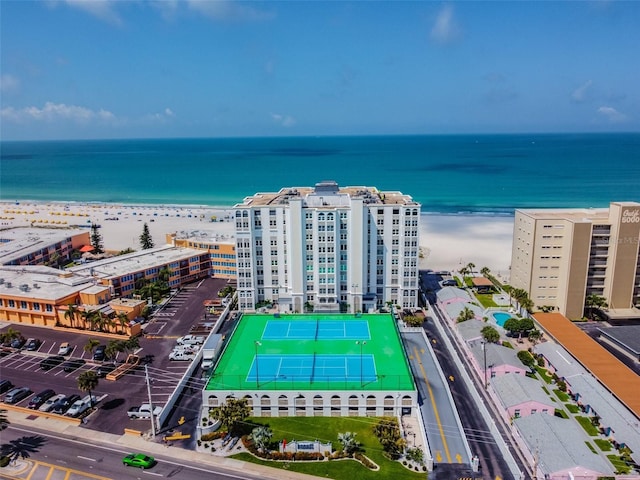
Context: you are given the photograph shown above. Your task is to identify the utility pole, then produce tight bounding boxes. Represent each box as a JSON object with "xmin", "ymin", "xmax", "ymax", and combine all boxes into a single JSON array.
[{"xmin": 145, "ymin": 364, "xmax": 156, "ymax": 437}]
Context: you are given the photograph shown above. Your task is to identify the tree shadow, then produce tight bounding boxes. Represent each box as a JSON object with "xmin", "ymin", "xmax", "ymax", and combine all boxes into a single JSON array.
[
  {"xmin": 1, "ymin": 435, "xmax": 46, "ymax": 463},
  {"xmin": 100, "ymin": 398, "xmax": 125, "ymax": 410}
]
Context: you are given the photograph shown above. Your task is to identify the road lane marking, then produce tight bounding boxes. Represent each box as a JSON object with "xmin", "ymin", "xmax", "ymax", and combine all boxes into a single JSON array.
[
  {"xmin": 77, "ymin": 455, "xmax": 97, "ymax": 462},
  {"xmin": 413, "ymin": 345, "xmax": 452, "ymax": 463}
]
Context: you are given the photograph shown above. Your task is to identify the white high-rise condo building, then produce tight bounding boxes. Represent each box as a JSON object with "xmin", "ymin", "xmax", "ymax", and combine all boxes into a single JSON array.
[
  {"xmin": 233, "ymin": 181, "xmax": 421, "ymax": 313},
  {"xmin": 511, "ymin": 202, "xmax": 640, "ymax": 320}
]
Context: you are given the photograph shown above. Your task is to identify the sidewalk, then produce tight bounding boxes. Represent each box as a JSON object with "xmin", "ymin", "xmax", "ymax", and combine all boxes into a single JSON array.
[{"xmin": 3, "ymin": 410, "xmax": 324, "ymax": 480}]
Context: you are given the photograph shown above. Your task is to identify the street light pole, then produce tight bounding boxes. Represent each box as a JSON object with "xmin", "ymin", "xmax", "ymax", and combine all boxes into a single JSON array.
[
  {"xmin": 356, "ymin": 340, "xmax": 366, "ymax": 386},
  {"xmin": 482, "ymin": 341, "xmax": 488, "ymax": 390},
  {"xmin": 255, "ymin": 341, "xmax": 262, "ymax": 388}
]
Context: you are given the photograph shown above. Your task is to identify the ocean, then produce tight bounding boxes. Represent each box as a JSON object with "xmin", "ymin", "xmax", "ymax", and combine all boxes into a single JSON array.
[{"xmin": 1, "ymin": 133, "xmax": 639, "ymax": 214}]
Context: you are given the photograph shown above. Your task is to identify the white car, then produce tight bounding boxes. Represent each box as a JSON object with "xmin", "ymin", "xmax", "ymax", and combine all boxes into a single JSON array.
[
  {"xmin": 39, "ymin": 393, "xmax": 66, "ymax": 412},
  {"xmin": 57, "ymin": 342, "xmax": 72, "ymax": 355},
  {"xmin": 65, "ymin": 395, "xmax": 97, "ymax": 417}
]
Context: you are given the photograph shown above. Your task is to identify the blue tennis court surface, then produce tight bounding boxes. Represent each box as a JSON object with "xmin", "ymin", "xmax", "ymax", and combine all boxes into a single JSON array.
[
  {"xmin": 247, "ymin": 354, "xmax": 377, "ymax": 384},
  {"xmin": 262, "ymin": 320, "xmax": 370, "ymax": 340}
]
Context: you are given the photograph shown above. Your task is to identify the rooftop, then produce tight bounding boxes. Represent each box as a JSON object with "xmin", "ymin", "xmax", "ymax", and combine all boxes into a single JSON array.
[
  {"xmin": 68, "ymin": 246, "xmax": 204, "ymax": 279},
  {"xmin": 534, "ymin": 312, "xmax": 640, "ymax": 420},
  {"xmin": 0, "ymin": 265, "xmax": 94, "ymax": 301},
  {"xmin": 234, "ymin": 181, "xmax": 419, "ymax": 208},
  {"xmin": 516, "ymin": 201, "xmax": 640, "ymax": 223},
  {"xmin": 0, "ymin": 227, "xmax": 88, "ymax": 265},
  {"xmin": 492, "ymin": 374, "xmax": 554, "ymax": 409}
]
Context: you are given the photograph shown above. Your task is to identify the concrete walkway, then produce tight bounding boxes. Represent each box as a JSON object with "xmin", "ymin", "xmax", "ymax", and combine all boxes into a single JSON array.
[{"xmin": 3, "ymin": 410, "xmax": 324, "ymax": 480}]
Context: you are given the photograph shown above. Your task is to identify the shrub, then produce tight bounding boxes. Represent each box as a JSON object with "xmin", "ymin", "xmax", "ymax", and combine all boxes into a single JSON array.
[
  {"xmin": 201, "ymin": 431, "xmax": 226, "ymax": 442},
  {"xmin": 0, "ymin": 456, "xmax": 9, "ymax": 468}
]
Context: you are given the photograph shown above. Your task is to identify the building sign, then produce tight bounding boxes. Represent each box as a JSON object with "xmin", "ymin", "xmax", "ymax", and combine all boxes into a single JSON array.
[{"xmin": 622, "ymin": 209, "xmax": 640, "ymax": 224}]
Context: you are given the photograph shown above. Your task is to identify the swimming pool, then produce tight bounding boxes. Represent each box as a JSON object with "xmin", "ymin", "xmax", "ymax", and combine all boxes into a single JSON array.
[{"xmin": 492, "ymin": 312, "xmax": 512, "ymax": 327}]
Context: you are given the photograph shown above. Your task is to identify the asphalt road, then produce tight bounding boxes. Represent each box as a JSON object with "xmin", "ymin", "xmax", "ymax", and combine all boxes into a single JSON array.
[
  {"xmin": 1, "ymin": 424, "xmax": 267, "ymax": 480},
  {"xmin": 402, "ymin": 331, "xmax": 470, "ymax": 466}
]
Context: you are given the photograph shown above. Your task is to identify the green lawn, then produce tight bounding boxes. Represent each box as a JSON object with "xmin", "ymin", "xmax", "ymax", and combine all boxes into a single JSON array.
[
  {"xmin": 576, "ymin": 416, "xmax": 599, "ymax": 436},
  {"xmin": 233, "ymin": 417, "xmax": 425, "ymax": 480},
  {"xmin": 585, "ymin": 441, "xmax": 597, "ymax": 454},
  {"xmin": 565, "ymin": 404, "xmax": 580, "ymax": 414},
  {"xmin": 535, "ymin": 367, "xmax": 553, "ymax": 384},
  {"xmin": 555, "ymin": 409, "xmax": 568, "ymax": 419},
  {"xmin": 595, "ymin": 439, "xmax": 613, "ymax": 451},
  {"xmin": 607, "ymin": 455, "xmax": 632, "ymax": 474},
  {"xmin": 553, "ymin": 389, "xmax": 570, "ymax": 402},
  {"xmin": 475, "ymin": 294, "xmax": 498, "ymax": 308}
]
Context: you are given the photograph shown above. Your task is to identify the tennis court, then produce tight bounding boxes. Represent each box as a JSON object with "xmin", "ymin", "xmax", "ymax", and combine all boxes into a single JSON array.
[
  {"xmin": 247, "ymin": 353, "xmax": 377, "ymax": 384},
  {"xmin": 206, "ymin": 313, "xmax": 415, "ymax": 392},
  {"xmin": 262, "ymin": 320, "xmax": 371, "ymax": 340}
]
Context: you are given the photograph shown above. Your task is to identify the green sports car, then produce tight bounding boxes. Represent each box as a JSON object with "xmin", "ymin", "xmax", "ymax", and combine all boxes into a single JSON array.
[{"xmin": 122, "ymin": 453, "xmax": 155, "ymax": 469}]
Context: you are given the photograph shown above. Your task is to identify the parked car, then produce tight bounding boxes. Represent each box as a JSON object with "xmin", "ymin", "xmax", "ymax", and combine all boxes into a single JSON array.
[
  {"xmin": 4, "ymin": 387, "xmax": 31, "ymax": 404},
  {"xmin": 93, "ymin": 345, "xmax": 107, "ymax": 361},
  {"xmin": 10, "ymin": 337, "xmax": 26, "ymax": 349},
  {"xmin": 96, "ymin": 363, "xmax": 117, "ymax": 378},
  {"xmin": 51, "ymin": 394, "xmax": 81, "ymax": 414},
  {"xmin": 122, "ymin": 453, "xmax": 155, "ymax": 469},
  {"xmin": 57, "ymin": 342, "xmax": 72, "ymax": 355},
  {"xmin": 25, "ymin": 338, "xmax": 42, "ymax": 351},
  {"xmin": 62, "ymin": 358, "xmax": 86, "ymax": 372},
  {"xmin": 28, "ymin": 389, "xmax": 56, "ymax": 409},
  {"xmin": 65, "ymin": 395, "xmax": 96, "ymax": 417},
  {"xmin": 39, "ymin": 393, "xmax": 66, "ymax": 412},
  {"xmin": 40, "ymin": 355, "xmax": 66, "ymax": 371},
  {"xmin": 0, "ymin": 379, "xmax": 14, "ymax": 394}
]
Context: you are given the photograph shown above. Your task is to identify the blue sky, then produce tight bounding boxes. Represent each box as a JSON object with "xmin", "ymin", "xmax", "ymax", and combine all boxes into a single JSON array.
[{"xmin": 1, "ymin": 0, "xmax": 639, "ymax": 140}]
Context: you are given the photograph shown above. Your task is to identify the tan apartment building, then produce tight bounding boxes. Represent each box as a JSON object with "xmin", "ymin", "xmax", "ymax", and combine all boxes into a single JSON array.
[
  {"xmin": 511, "ymin": 202, "xmax": 640, "ymax": 319},
  {"xmin": 0, "ymin": 227, "xmax": 90, "ymax": 266},
  {"xmin": 166, "ymin": 231, "xmax": 236, "ymax": 279}
]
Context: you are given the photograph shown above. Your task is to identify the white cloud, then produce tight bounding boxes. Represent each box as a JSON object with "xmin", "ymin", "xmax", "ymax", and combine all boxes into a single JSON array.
[
  {"xmin": 0, "ymin": 74, "xmax": 20, "ymax": 93},
  {"xmin": 430, "ymin": 5, "xmax": 460, "ymax": 44},
  {"xmin": 572, "ymin": 80, "xmax": 593, "ymax": 102},
  {"xmin": 62, "ymin": 0, "xmax": 123, "ymax": 25},
  {"xmin": 1, "ymin": 102, "xmax": 116, "ymax": 123},
  {"xmin": 164, "ymin": 108, "xmax": 175, "ymax": 117},
  {"xmin": 597, "ymin": 106, "xmax": 628, "ymax": 123},
  {"xmin": 271, "ymin": 113, "xmax": 296, "ymax": 127},
  {"xmin": 187, "ymin": 0, "xmax": 275, "ymax": 22}
]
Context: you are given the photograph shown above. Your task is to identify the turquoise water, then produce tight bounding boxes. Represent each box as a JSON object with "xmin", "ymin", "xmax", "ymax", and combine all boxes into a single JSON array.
[
  {"xmin": 2, "ymin": 133, "xmax": 639, "ymax": 214},
  {"xmin": 492, "ymin": 312, "xmax": 512, "ymax": 327}
]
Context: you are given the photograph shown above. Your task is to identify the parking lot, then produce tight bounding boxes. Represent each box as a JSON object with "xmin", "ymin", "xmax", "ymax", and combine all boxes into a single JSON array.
[{"xmin": 0, "ymin": 277, "xmax": 230, "ymax": 436}]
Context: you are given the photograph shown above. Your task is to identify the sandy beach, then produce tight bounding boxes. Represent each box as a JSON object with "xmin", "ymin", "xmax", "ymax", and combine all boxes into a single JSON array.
[{"xmin": 1, "ymin": 201, "xmax": 514, "ymax": 280}]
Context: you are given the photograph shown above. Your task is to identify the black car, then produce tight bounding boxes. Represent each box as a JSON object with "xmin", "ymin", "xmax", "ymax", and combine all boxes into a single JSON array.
[
  {"xmin": 93, "ymin": 345, "xmax": 107, "ymax": 361},
  {"xmin": 96, "ymin": 363, "xmax": 116, "ymax": 378},
  {"xmin": 51, "ymin": 394, "xmax": 81, "ymax": 414},
  {"xmin": 28, "ymin": 389, "xmax": 56, "ymax": 409},
  {"xmin": 40, "ymin": 355, "xmax": 66, "ymax": 371},
  {"xmin": 25, "ymin": 338, "xmax": 42, "ymax": 351},
  {"xmin": 0, "ymin": 379, "xmax": 14, "ymax": 394},
  {"xmin": 62, "ymin": 358, "xmax": 86, "ymax": 372}
]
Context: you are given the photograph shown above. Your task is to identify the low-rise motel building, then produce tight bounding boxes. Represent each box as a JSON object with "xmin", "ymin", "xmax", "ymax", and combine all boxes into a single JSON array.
[
  {"xmin": 0, "ymin": 227, "xmax": 90, "ymax": 266},
  {"xmin": 0, "ymin": 265, "xmax": 144, "ymax": 336},
  {"xmin": 166, "ymin": 230, "xmax": 236, "ymax": 279},
  {"xmin": 511, "ymin": 201, "xmax": 640, "ymax": 320}
]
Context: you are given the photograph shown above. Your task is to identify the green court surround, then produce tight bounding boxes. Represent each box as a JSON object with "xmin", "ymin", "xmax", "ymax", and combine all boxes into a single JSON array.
[{"xmin": 206, "ymin": 313, "xmax": 415, "ymax": 392}]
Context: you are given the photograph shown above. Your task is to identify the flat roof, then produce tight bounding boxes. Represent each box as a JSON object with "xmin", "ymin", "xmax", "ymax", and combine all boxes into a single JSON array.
[
  {"xmin": 68, "ymin": 246, "xmax": 204, "ymax": 279},
  {"xmin": 207, "ymin": 313, "xmax": 415, "ymax": 392},
  {"xmin": 534, "ymin": 312, "xmax": 640, "ymax": 419},
  {"xmin": 598, "ymin": 325, "xmax": 640, "ymax": 355},
  {"xmin": 234, "ymin": 184, "xmax": 419, "ymax": 208},
  {"xmin": 471, "ymin": 277, "xmax": 494, "ymax": 287},
  {"xmin": 0, "ymin": 265, "xmax": 94, "ymax": 301},
  {"xmin": 516, "ymin": 201, "xmax": 640, "ymax": 223},
  {"xmin": 0, "ymin": 227, "xmax": 88, "ymax": 264}
]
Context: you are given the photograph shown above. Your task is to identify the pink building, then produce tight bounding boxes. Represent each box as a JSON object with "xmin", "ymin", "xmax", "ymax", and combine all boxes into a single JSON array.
[{"xmin": 491, "ymin": 373, "xmax": 555, "ymax": 423}]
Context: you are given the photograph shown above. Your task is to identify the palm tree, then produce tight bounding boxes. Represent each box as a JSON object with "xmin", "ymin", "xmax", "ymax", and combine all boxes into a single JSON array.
[
  {"xmin": 528, "ymin": 329, "xmax": 542, "ymax": 345},
  {"xmin": 480, "ymin": 266, "xmax": 491, "ymax": 277},
  {"xmin": 209, "ymin": 398, "xmax": 250, "ymax": 435},
  {"xmin": 64, "ymin": 304, "xmax": 80, "ymax": 329},
  {"xmin": 105, "ymin": 339, "xmax": 125, "ymax": 361},
  {"xmin": 338, "ymin": 431, "xmax": 359, "ymax": 455},
  {"xmin": 456, "ymin": 306, "xmax": 475, "ymax": 323},
  {"xmin": 0, "ymin": 327, "xmax": 21, "ymax": 346},
  {"xmin": 585, "ymin": 294, "xmax": 608, "ymax": 320},
  {"xmin": 77, "ymin": 371, "xmax": 99, "ymax": 407},
  {"xmin": 481, "ymin": 325, "xmax": 500, "ymax": 343},
  {"xmin": 84, "ymin": 338, "xmax": 100, "ymax": 357},
  {"xmin": 466, "ymin": 262, "xmax": 476, "ymax": 275},
  {"xmin": 251, "ymin": 426, "xmax": 273, "ymax": 453},
  {"xmin": 115, "ymin": 312, "xmax": 129, "ymax": 334},
  {"xmin": 80, "ymin": 309, "xmax": 94, "ymax": 330}
]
